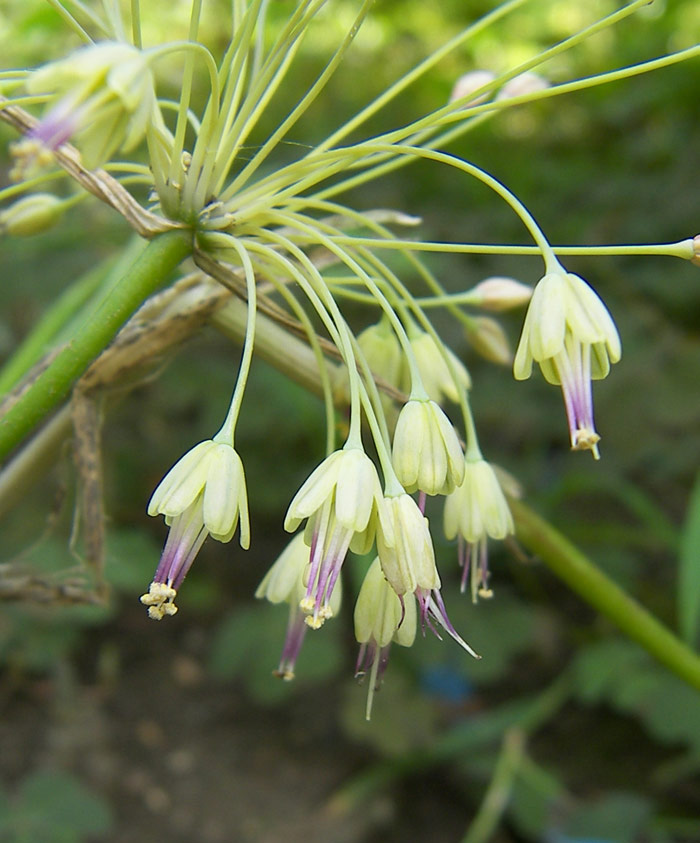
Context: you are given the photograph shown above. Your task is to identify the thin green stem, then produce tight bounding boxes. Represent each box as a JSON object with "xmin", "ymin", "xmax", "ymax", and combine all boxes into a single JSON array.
[
  {"xmin": 44, "ymin": 0, "xmax": 94, "ymax": 42},
  {"xmin": 316, "ymin": 238, "xmax": 697, "ymax": 262},
  {"xmin": 214, "ymin": 239, "xmax": 257, "ymax": 445},
  {"xmin": 460, "ymin": 729, "xmax": 526, "ymax": 843},
  {"xmin": 511, "ymin": 498, "xmax": 700, "ymax": 693},
  {"xmin": 221, "ymin": 0, "xmax": 374, "ymax": 198},
  {"xmin": 0, "ymin": 230, "xmax": 192, "ymax": 464},
  {"xmin": 311, "ymin": 9, "xmax": 690, "ymax": 204},
  {"xmin": 257, "ymin": 263, "xmax": 338, "ymax": 456},
  {"xmin": 269, "ymin": 209, "xmax": 428, "ymax": 401},
  {"xmin": 242, "ymin": 225, "xmax": 364, "ymax": 446},
  {"xmin": 130, "ymin": 0, "xmax": 142, "ymax": 47},
  {"xmin": 312, "ymin": 0, "xmax": 527, "ymax": 153},
  {"xmin": 166, "ymin": 2, "xmax": 205, "ymax": 194}
]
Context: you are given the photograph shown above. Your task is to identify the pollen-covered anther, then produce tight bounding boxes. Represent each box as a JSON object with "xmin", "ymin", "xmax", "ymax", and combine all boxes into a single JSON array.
[
  {"xmin": 273, "ymin": 668, "xmax": 296, "ymax": 682},
  {"xmin": 9, "ymin": 140, "xmax": 56, "ymax": 182},
  {"xmin": 140, "ymin": 581, "xmax": 178, "ymax": 620},
  {"xmin": 572, "ymin": 427, "xmax": 601, "ymax": 455}
]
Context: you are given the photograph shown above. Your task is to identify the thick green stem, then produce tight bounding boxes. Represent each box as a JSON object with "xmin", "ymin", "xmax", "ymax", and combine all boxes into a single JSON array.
[
  {"xmin": 0, "ymin": 238, "xmax": 147, "ymax": 396},
  {"xmin": 0, "ymin": 230, "xmax": 192, "ymax": 463},
  {"xmin": 511, "ymin": 498, "xmax": 700, "ymax": 693}
]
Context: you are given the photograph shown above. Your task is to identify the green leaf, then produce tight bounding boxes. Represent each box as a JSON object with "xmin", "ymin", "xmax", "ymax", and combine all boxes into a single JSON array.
[
  {"xmin": 13, "ymin": 771, "xmax": 112, "ymax": 843},
  {"xmin": 678, "ymin": 469, "xmax": 700, "ymax": 645},
  {"xmin": 573, "ymin": 640, "xmax": 700, "ymax": 753},
  {"xmin": 561, "ymin": 791, "xmax": 651, "ymax": 843}
]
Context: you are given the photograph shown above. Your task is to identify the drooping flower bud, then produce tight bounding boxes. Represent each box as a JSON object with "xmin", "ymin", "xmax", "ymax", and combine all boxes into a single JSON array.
[
  {"xmin": 465, "ymin": 315, "xmax": 512, "ymax": 365},
  {"xmin": 467, "ymin": 276, "xmax": 533, "ymax": 311},
  {"xmin": 354, "ymin": 557, "xmax": 416, "ymax": 719},
  {"xmin": 405, "ymin": 331, "xmax": 471, "ymax": 405},
  {"xmin": 376, "ymin": 493, "xmax": 440, "ymax": 597},
  {"xmin": 0, "ymin": 193, "xmax": 64, "ymax": 236},
  {"xmin": 391, "ymin": 399, "xmax": 464, "ymax": 495}
]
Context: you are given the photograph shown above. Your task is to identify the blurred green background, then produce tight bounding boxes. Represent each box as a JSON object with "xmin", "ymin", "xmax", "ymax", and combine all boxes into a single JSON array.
[{"xmin": 0, "ymin": 1, "xmax": 699, "ymax": 841}]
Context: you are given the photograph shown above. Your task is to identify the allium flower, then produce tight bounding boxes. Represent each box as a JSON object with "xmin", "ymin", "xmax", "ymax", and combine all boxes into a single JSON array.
[
  {"xmin": 513, "ymin": 269, "xmax": 621, "ymax": 458},
  {"xmin": 391, "ymin": 399, "xmax": 464, "ymax": 495},
  {"xmin": 444, "ymin": 458, "xmax": 514, "ymax": 601},
  {"xmin": 140, "ymin": 439, "xmax": 249, "ymax": 619},
  {"xmin": 12, "ymin": 42, "xmax": 158, "ymax": 175},
  {"xmin": 284, "ymin": 447, "xmax": 383, "ymax": 628},
  {"xmin": 376, "ymin": 492, "xmax": 440, "ymax": 597},
  {"xmin": 256, "ymin": 533, "xmax": 342, "ymax": 681},
  {"xmin": 354, "ymin": 557, "xmax": 417, "ymax": 719},
  {"xmin": 404, "ymin": 331, "xmax": 471, "ymax": 405}
]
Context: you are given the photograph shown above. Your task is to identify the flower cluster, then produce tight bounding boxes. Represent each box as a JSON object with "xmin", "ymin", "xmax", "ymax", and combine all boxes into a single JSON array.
[{"xmin": 6, "ymin": 0, "xmax": 682, "ymax": 719}]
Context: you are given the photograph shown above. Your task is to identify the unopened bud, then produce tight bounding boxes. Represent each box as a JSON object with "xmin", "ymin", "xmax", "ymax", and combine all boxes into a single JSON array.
[
  {"xmin": 692, "ymin": 235, "xmax": 700, "ymax": 267},
  {"xmin": 468, "ymin": 276, "xmax": 533, "ymax": 311},
  {"xmin": 0, "ymin": 193, "xmax": 64, "ymax": 236},
  {"xmin": 497, "ymin": 72, "xmax": 549, "ymax": 101},
  {"xmin": 450, "ymin": 71, "xmax": 496, "ymax": 106},
  {"xmin": 465, "ymin": 316, "xmax": 512, "ymax": 365}
]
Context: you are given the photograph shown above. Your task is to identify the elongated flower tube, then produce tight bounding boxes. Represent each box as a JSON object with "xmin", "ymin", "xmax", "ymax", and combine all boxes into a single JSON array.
[
  {"xmin": 392, "ymin": 399, "xmax": 464, "ymax": 495},
  {"xmin": 354, "ymin": 557, "xmax": 417, "ymax": 720},
  {"xmin": 444, "ymin": 457, "xmax": 514, "ymax": 601},
  {"xmin": 256, "ymin": 533, "xmax": 342, "ymax": 681},
  {"xmin": 513, "ymin": 269, "xmax": 621, "ymax": 459},
  {"xmin": 141, "ymin": 439, "xmax": 249, "ymax": 619},
  {"xmin": 12, "ymin": 42, "xmax": 159, "ymax": 175},
  {"xmin": 284, "ymin": 446, "xmax": 383, "ymax": 628},
  {"xmin": 376, "ymin": 492, "xmax": 440, "ymax": 597}
]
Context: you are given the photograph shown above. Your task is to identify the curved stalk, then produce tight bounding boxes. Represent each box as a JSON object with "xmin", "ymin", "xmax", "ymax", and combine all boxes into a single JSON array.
[{"xmin": 511, "ymin": 498, "xmax": 700, "ymax": 693}]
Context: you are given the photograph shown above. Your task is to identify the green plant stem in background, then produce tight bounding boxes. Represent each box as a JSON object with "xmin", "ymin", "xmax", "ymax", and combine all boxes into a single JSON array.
[
  {"xmin": 329, "ymin": 672, "xmax": 570, "ymax": 814},
  {"xmin": 0, "ymin": 238, "xmax": 146, "ymax": 396},
  {"xmin": 461, "ymin": 729, "xmax": 525, "ymax": 843},
  {"xmin": 510, "ymin": 498, "xmax": 700, "ymax": 693},
  {"xmin": 0, "ymin": 230, "xmax": 192, "ymax": 464}
]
